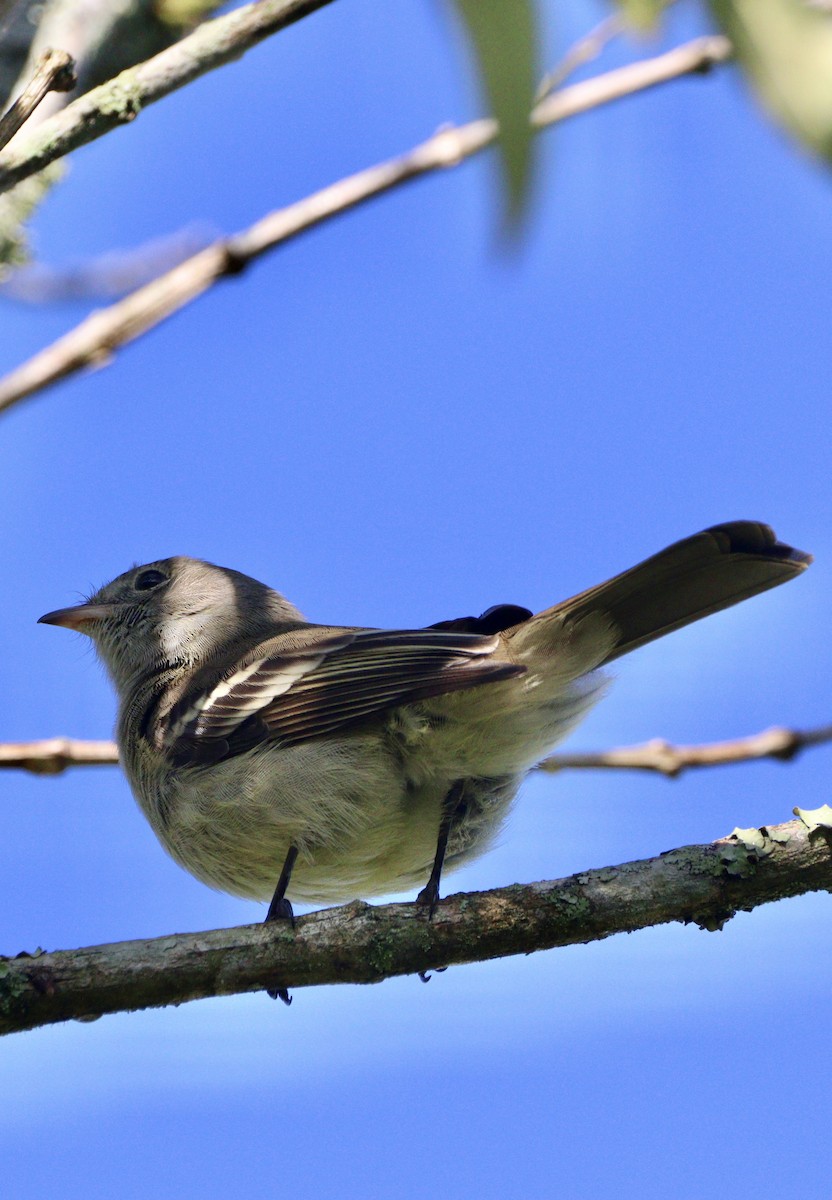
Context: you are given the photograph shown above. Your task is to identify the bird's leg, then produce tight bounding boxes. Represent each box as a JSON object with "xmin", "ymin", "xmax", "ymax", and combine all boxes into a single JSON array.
[
  {"xmin": 264, "ymin": 843, "xmax": 299, "ymax": 1004},
  {"xmin": 416, "ymin": 780, "xmax": 465, "ymax": 918},
  {"xmin": 266, "ymin": 843, "xmax": 299, "ymax": 923}
]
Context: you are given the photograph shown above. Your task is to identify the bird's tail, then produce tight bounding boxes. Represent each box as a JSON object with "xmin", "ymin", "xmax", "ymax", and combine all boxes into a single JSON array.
[{"xmin": 508, "ymin": 521, "xmax": 811, "ymax": 667}]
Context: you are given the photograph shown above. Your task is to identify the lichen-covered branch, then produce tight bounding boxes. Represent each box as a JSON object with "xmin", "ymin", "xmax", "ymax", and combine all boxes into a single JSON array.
[
  {"xmin": 1, "ymin": 815, "xmax": 828, "ymax": 1036},
  {"xmin": 0, "ymin": 0, "xmax": 337, "ymax": 198},
  {"xmin": 0, "ymin": 34, "xmax": 732, "ymax": 415},
  {"xmin": 0, "ymin": 0, "xmax": 223, "ymax": 272}
]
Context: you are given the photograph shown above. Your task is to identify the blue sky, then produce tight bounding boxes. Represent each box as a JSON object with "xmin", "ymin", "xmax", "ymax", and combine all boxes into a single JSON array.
[{"xmin": 1, "ymin": 2, "xmax": 831, "ymax": 1196}]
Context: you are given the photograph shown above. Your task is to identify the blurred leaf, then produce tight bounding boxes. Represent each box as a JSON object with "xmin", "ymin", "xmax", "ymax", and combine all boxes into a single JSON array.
[
  {"xmin": 450, "ymin": 0, "xmax": 538, "ymax": 230},
  {"xmin": 155, "ymin": 0, "xmax": 225, "ymax": 31},
  {"xmin": 0, "ymin": 164, "xmax": 64, "ymax": 273},
  {"xmin": 709, "ymin": 0, "xmax": 832, "ymax": 161},
  {"xmin": 613, "ymin": 0, "xmax": 668, "ymax": 32}
]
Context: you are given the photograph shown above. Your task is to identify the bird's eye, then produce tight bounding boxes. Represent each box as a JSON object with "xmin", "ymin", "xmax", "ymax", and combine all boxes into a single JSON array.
[{"xmin": 135, "ymin": 569, "xmax": 168, "ymax": 592}]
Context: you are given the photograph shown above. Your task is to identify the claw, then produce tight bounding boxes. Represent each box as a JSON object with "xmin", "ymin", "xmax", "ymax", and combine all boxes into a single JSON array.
[
  {"xmin": 265, "ymin": 896, "xmax": 295, "ymax": 926},
  {"xmin": 267, "ymin": 987, "xmax": 293, "ymax": 1005},
  {"xmin": 415, "ymin": 880, "xmax": 441, "ymax": 919},
  {"xmin": 418, "ymin": 965, "xmax": 448, "ymax": 983}
]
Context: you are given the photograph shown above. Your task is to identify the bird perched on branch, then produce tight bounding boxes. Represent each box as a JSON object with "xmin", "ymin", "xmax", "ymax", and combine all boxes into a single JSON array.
[{"xmin": 40, "ymin": 521, "xmax": 810, "ymax": 927}]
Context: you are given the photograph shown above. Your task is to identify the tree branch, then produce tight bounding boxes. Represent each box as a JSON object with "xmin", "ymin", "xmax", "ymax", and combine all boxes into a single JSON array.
[
  {"xmin": 0, "ymin": 34, "xmax": 732, "ymax": 417},
  {"xmin": 0, "ymin": 736, "xmax": 118, "ymax": 773},
  {"xmin": 0, "ymin": 0, "xmax": 337, "ymax": 198},
  {"xmin": 3, "ymin": 716, "xmax": 828, "ymax": 776},
  {"xmin": 537, "ymin": 723, "xmax": 832, "ymax": 777},
  {"xmin": 0, "ymin": 48, "xmax": 76, "ymax": 153},
  {"xmin": 535, "ymin": 12, "xmax": 624, "ymax": 103},
  {"xmin": 1, "ymin": 815, "xmax": 828, "ymax": 1036}
]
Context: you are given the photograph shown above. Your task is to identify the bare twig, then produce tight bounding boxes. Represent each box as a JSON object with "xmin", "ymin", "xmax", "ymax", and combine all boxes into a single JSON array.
[
  {"xmin": 0, "ymin": 48, "xmax": 75, "ymax": 152},
  {"xmin": 537, "ymin": 723, "xmax": 832, "ymax": 778},
  {"xmin": 535, "ymin": 13, "xmax": 624, "ymax": 103},
  {"xmin": 0, "ymin": 737, "xmax": 117, "ymax": 773},
  {"xmin": 0, "ymin": 35, "xmax": 733, "ymax": 416},
  {"xmin": 531, "ymin": 34, "xmax": 731, "ymax": 126},
  {"xmin": 2, "ymin": 715, "xmax": 828, "ymax": 777},
  {"xmin": 0, "ymin": 814, "xmax": 827, "ymax": 1036},
  {"xmin": 0, "ymin": 0, "xmax": 337, "ymax": 198}
]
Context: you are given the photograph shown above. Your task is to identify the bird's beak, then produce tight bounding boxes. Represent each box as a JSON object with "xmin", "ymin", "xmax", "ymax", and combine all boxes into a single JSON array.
[{"xmin": 38, "ymin": 603, "xmax": 113, "ymax": 631}]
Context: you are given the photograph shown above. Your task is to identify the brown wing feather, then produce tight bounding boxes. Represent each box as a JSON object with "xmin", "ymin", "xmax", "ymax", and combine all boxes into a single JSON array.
[
  {"xmin": 165, "ymin": 627, "xmax": 524, "ymax": 766},
  {"xmin": 258, "ymin": 629, "xmax": 523, "ymax": 743}
]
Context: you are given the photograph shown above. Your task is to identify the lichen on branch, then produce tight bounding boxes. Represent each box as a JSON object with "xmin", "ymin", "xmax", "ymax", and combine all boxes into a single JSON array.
[{"xmin": 1, "ymin": 814, "xmax": 828, "ymax": 1037}]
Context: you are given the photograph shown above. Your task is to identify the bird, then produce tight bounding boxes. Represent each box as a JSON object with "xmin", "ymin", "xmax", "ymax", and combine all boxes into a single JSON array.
[{"xmin": 39, "ymin": 522, "xmax": 810, "ymax": 926}]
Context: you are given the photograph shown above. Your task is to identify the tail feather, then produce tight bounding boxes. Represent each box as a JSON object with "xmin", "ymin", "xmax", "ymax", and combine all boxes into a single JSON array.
[{"xmin": 512, "ymin": 521, "xmax": 811, "ymax": 666}]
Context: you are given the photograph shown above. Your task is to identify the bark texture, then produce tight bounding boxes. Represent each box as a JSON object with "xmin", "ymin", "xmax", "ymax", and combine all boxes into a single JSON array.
[{"xmin": 1, "ymin": 816, "xmax": 829, "ymax": 1037}]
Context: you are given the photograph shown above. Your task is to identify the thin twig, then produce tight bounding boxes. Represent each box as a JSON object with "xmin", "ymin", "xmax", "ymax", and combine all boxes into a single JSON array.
[
  {"xmin": 0, "ymin": 0, "xmax": 337, "ymax": 198},
  {"xmin": 0, "ymin": 814, "xmax": 828, "ymax": 1036},
  {"xmin": 537, "ymin": 724, "xmax": 832, "ymax": 778},
  {"xmin": 0, "ymin": 35, "xmax": 733, "ymax": 416},
  {"xmin": 535, "ymin": 13, "xmax": 624, "ymax": 103},
  {"xmin": 531, "ymin": 34, "xmax": 730, "ymax": 127},
  {"xmin": 0, "ymin": 48, "xmax": 75, "ymax": 152},
  {"xmin": 0, "ymin": 737, "xmax": 118, "ymax": 773},
  {"xmin": 2, "ymin": 715, "xmax": 828, "ymax": 777}
]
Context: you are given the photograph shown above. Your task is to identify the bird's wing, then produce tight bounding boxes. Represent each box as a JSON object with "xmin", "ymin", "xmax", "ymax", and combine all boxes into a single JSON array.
[{"xmin": 161, "ymin": 627, "xmax": 524, "ymax": 767}]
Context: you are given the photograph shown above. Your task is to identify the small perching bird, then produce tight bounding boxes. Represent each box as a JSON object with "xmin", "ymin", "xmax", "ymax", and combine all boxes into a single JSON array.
[{"xmin": 40, "ymin": 522, "xmax": 810, "ymax": 926}]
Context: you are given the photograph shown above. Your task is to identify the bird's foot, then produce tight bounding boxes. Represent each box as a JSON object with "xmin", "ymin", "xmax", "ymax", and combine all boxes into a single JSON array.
[
  {"xmin": 415, "ymin": 880, "xmax": 441, "ymax": 919},
  {"xmin": 265, "ymin": 895, "xmax": 295, "ymax": 926},
  {"xmin": 264, "ymin": 895, "xmax": 295, "ymax": 1003},
  {"xmin": 418, "ymin": 966, "xmax": 448, "ymax": 983}
]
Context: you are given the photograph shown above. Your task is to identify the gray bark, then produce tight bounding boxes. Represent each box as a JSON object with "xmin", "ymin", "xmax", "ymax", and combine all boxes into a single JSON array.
[{"xmin": 1, "ymin": 816, "xmax": 828, "ymax": 1037}]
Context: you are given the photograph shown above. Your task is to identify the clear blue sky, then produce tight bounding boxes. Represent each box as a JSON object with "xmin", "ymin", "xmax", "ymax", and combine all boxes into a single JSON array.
[{"xmin": 2, "ymin": 2, "xmax": 830, "ymax": 1196}]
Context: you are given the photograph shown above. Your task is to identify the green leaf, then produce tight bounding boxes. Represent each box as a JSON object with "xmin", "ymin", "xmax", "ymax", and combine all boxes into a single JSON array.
[
  {"xmin": 793, "ymin": 804, "xmax": 832, "ymax": 833},
  {"xmin": 449, "ymin": 0, "xmax": 539, "ymax": 230},
  {"xmin": 709, "ymin": 0, "xmax": 832, "ymax": 162}
]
